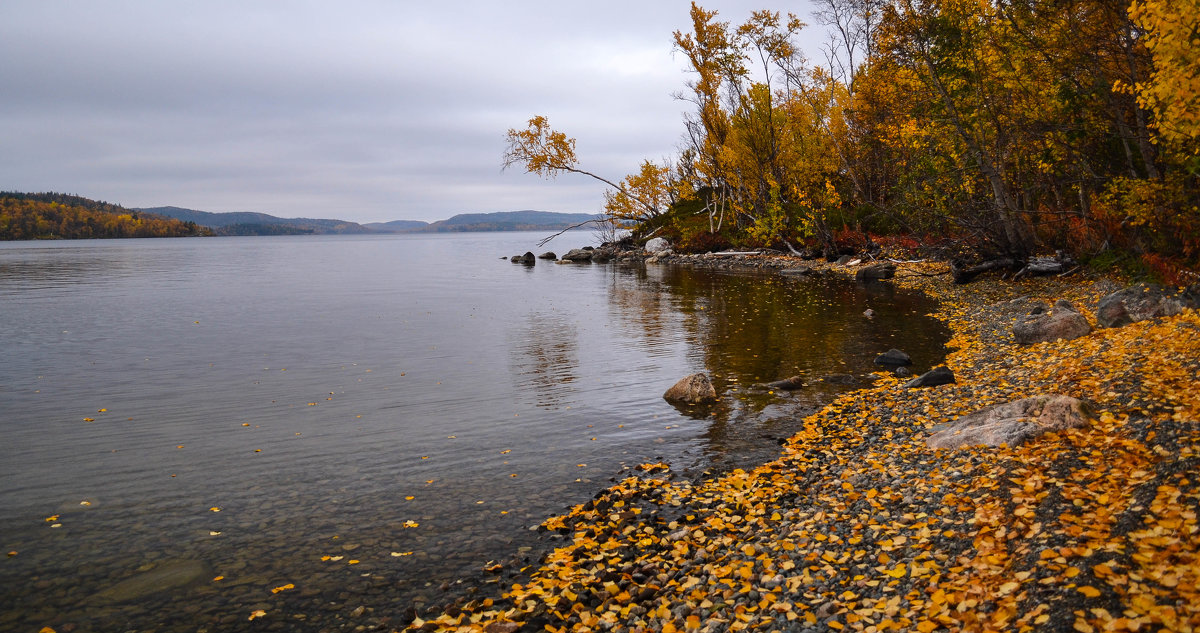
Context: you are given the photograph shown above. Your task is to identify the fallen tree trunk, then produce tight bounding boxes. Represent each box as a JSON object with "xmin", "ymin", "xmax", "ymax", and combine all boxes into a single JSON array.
[{"xmin": 950, "ymin": 258, "xmax": 1020, "ymax": 284}]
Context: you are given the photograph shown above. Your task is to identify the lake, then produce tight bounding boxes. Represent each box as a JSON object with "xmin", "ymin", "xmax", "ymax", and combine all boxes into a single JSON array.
[{"xmin": 0, "ymin": 233, "xmax": 949, "ymax": 631}]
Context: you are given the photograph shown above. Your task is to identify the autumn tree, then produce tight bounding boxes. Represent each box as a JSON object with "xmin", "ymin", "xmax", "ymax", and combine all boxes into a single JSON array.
[{"xmin": 502, "ymin": 115, "xmax": 660, "ymax": 230}]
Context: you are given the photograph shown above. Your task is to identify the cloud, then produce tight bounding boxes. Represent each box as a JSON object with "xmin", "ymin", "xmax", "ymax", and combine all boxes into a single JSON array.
[{"xmin": 0, "ymin": 1, "xmax": 820, "ymax": 222}]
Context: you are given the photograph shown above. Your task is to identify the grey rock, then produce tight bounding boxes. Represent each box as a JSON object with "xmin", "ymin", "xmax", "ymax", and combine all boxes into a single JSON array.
[
  {"xmin": 863, "ymin": 308, "xmax": 876, "ymax": 318},
  {"xmin": 764, "ymin": 375, "xmax": 806, "ymax": 391},
  {"xmin": 663, "ymin": 373, "xmax": 718, "ymax": 404},
  {"xmin": 645, "ymin": 237, "xmax": 670, "ymax": 253},
  {"xmin": 780, "ymin": 267, "xmax": 817, "ymax": 277},
  {"xmin": 893, "ymin": 366, "xmax": 912, "ymax": 377},
  {"xmin": 537, "ymin": 251, "xmax": 557, "ymax": 260},
  {"xmin": 903, "ymin": 366, "xmax": 955, "ymax": 388},
  {"xmin": 927, "ymin": 395, "xmax": 1092, "ymax": 449},
  {"xmin": 821, "ymin": 373, "xmax": 859, "ymax": 385},
  {"xmin": 647, "ymin": 249, "xmax": 675, "ymax": 264},
  {"xmin": 835, "ymin": 255, "xmax": 853, "ymax": 265},
  {"xmin": 873, "ymin": 349, "xmax": 912, "ymax": 367},
  {"xmin": 855, "ymin": 263, "xmax": 896, "ymax": 281},
  {"xmin": 1013, "ymin": 300, "xmax": 1091, "ymax": 345},
  {"xmin": 1096, "ymin": 283, "xmax": 1198, "ymax": 328},
  {"xmin": 560, "ymin": 248, "xmax": 593, "ymax": 262}
]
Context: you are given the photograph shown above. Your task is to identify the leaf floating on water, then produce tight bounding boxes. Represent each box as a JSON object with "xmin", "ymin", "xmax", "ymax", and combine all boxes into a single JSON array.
[
  {"xmin": 83, "ymin": 418, "xmax": 94, "ymax": 422},
  {"xmin": 403, "ymin": 520, "xmax": 419, "ymax": 528},
  {"xmin": 270, "ymin": 583, "xmax": 294, "ymax": 594},
  {"xmin": 209, "ymin": 507, "xmax": 221, "ymax": 512},
  {"xmin": 7, "ymin": 551, "xmax": 17, "ymax": 557},
  {"xmin": 500, "ymin": 449, "xmax": 512, "ymax": 454},
  {"xmin": 209, "ymin": 531, "xmax": 221, "ymax": 536},
  {"xmin": 254, "ymin": 449, "xmax": 262, "ymax": 453},
  {"xmin": 404, "ymin": 496, "xmax": 415, "ymax": 501},
  {"xmin": 44, "ymin": 515, "xmax": 59, "ymax": 522},
  {"xmin": 212, "ymin": 576, "xmax": 224, "ymax": 582},
  {"xmin": 329, "ymin": 556, "xmax": 344, "ymax": 562},
  {"xmin": 97, "ymin": 408, "xmax": 107, "ymax": 413},
  {"xmin": 50, "ymin": 524, "xmax": 62, "ymax": 528},
  {"xmin": 38, "ymin": 627, "xmax": 56, "ymax": 633},
  {"xmin": 390, "ymin": 551, "xmax": 413, "ymax": 557},
  {"xmin": 79, "ymin": 500, "xmax": 91, "ymax": 506},
  {"xmin": 347, "ymin": 559, "xmax": 360, "ymax": 565},
  {"xmin": 241, "ymin": 423, "xmax": 250, "ymax": 427},
  {"xmin": 248, "ymin": 609, "xmax": 266, "ymax": 621}
]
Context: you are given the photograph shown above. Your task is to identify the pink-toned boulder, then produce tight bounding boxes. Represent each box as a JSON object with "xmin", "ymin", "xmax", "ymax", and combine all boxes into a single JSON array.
[
  {"xmin": 663, "ymin": 373, "xmax": 718, "ymax": 404},
  {"xmin": 927, "ymin": 395, "xmax": 1092, "ymax": 449},
  {"xmin": 1012, "ymin": 300, "xmax": 1092, "ymax": 345}
]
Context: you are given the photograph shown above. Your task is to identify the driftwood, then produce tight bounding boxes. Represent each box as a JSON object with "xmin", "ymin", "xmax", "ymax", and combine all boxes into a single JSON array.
[
  {"xmin": 952, "ymin": 254, "xmax": 1076, "ymax": 284},
  {"xmin": 951, "ymin": 258, "xmax": 1020, "ymax": 284}
]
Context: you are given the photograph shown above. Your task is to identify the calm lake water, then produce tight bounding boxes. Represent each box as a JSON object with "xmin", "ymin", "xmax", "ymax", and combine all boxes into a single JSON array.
[{"xmin": 0, "ymin": 233, "xmax": 948, "ymax": 632}]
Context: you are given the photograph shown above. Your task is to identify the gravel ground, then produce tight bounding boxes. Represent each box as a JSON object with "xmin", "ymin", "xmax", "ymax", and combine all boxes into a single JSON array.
[{"xmin": 408, "ymin": 255, "xmax": 1200, "ymax": 633}]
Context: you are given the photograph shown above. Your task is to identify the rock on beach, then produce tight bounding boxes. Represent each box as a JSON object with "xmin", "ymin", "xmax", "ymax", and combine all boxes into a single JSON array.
[
  {"xmin": 926, "ymin": 394, "xmax": 1092, "ymax": 449},
  {"xmin": 1096, "ymin": 282, "xmax": 1198, "ymax": 328},
  {"xmin": 1012, "ymin": 299, "xmax": 1091, "ymax": 345}
]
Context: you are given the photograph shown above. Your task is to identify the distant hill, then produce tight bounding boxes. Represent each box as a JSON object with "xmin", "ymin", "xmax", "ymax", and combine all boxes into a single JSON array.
[
  {"xmin": 363, "ymin": 219, "xmax": 430, "ymax": 231},
  {"xmin": 138, "ymin": 206, "xmax": 601, "ymax": 235},
  {"xmin": 0, "ymin": 192, "xmax": 209, "ymax": 240},
  {"xmin": 411, "ymin": 210, "xmax": 603, "ymax": 233},
  {"xmin": 137, "ymin": 206, "xmax": 376, "ymax": 235}
]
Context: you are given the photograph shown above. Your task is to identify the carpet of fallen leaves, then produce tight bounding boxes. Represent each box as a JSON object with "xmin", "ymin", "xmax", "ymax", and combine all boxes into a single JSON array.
[{"xmin": 408, "ymin": 262, "xmax": 1200, "ymax": 633}]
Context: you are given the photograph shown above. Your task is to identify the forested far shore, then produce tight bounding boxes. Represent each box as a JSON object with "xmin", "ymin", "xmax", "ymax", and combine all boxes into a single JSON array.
[{"xmin": 0, "ymin": 192, "xmax": 209, "ymax": 240}]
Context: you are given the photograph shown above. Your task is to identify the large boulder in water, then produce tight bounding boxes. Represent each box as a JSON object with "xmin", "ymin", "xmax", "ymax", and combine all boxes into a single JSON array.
[
  {"xmin": 873, "ymin": 349, "xmax": 912, "ymax": 367},
  {"xmin": 560, "ymin": 248, "xmax": 593, "ymax": 262},
  {"xmin": 927, "ymin": 395, "xmax": 1091, "ymax": 449},
  {"xmin": 1012, "ymin": 299, "xmax": 1091, "ymax": 345},
  {"xmin": 663, "ymin": 373, "xmax": 717, "ymax": 404},
  {"xmin": 1096, "ymin": 283, "xmax": 1198, "ymax": 328}
]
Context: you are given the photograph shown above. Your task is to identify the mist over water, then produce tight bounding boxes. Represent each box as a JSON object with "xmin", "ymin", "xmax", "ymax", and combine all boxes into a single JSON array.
[{"xmin": 0, "ymin": 233, "xmax": 948, "ymax": 631}]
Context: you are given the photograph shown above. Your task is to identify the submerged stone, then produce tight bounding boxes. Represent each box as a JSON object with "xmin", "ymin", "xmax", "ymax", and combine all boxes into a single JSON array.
[{"xmin": 89, "ymin": 559, "xmax": 211, "ymax": 604}]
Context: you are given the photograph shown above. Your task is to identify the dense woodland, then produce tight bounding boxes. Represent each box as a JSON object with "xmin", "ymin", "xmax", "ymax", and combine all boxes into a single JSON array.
[
  {"xmin": 506, "ymin": 0, "xmax": 1200, "ymax": 282},
  {"xmin": 0, "ymin": 192, "xmax": 210, "ymax": 240}
]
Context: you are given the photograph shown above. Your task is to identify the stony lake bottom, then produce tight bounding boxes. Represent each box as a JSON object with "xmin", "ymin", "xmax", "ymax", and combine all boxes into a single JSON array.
[{"xmin": 0, "ymin": 233, "xmax": 949, "ymax": 632}]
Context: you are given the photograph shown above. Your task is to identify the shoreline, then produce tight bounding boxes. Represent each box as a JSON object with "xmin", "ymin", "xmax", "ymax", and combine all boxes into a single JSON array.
[{"xmin": 412, "ymin": 252, "xmax": 1200, "ymax": 632}]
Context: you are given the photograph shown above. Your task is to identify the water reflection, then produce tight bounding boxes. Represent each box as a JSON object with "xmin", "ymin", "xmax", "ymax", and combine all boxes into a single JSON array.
[
  {"xmin": 509, "ymin": 315, "xmax": 579, "ymax": 409},
  {"xmin": 603, "ymin": 262, "xmax": 950, "ymax": 471}
]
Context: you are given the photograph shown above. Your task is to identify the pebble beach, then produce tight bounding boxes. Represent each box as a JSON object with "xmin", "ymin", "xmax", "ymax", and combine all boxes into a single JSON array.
[{"xmin": 411, "ymin": 255, "xmax": 1200, "ymax": 633}]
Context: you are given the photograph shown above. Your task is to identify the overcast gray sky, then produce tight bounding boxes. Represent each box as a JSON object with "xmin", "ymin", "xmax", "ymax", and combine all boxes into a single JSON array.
[{"xmin": 1, "ymin": 1, "xmax": 822, "ymax": 223}]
